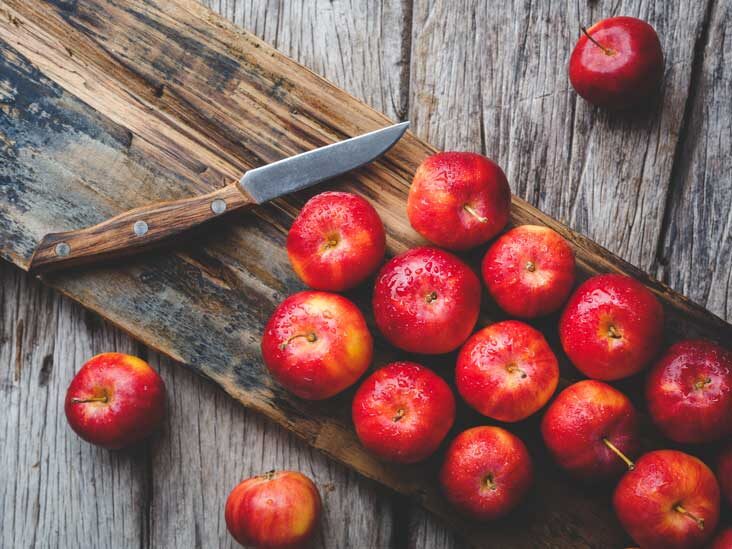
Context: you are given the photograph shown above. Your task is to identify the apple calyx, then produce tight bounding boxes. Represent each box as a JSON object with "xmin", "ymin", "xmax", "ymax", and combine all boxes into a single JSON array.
[
  {"xmin": 482, "ymin": 473, "xmax": 497, "ymax": 491},
  {"xmin": 425, "ymin": 291, "xmax": 438, "ymax": 304},
  {"xmin": 506, "ymin": 363, "xmax": 528, "ymax": 379},
  {"xmin": 693, "ymin": 376, "xmax": 712, "ymax": 390},
  {"xmin": 581, "ymin": 26, "xmax": 616, "ymax": 56},
  {"xmin": 323, "ymin": 234, "xmax": 340, "ymax": 249},
  {"xmin": 463, "ymin": 204, "xmax": 488, "ymax": 223},
  {"xmin": 525, "ymin": 261, "xmax": 536, "ymax": 272},
  {"xmin": 607, "ymin": 325, "xmax": 622, "ymax": 339},
  {"xmin": 280, "ymin": 332, "xmax": 318, "ymax": 349},
  {"xmin": 393, "ymin": 408, "xmax": 406, "ymax": 422},
  {"xmin": 602, "ymin": 437, "xmax": 635, "ymax": 470},
  {"xmin": 260, "ymin": 470, "xmax": 277, "ymax": 481},
  {"xmin": 673, "ymin": 504, "xmax": 705, "ymax": 530}
]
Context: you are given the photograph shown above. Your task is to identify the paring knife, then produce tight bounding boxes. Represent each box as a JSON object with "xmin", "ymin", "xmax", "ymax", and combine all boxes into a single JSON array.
[{"xmin": 29, "ymin": 122, "xmax": 409, "ymax": 272}]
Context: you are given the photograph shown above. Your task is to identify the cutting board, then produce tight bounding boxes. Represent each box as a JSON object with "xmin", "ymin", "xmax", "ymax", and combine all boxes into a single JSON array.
[{"xmin": 1, "ymin": 0, "xmax": 730, "ymax": 546}]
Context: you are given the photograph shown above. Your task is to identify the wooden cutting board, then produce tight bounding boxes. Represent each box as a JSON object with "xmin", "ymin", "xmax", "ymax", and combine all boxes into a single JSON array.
[{"xmin": 1, "ymin": 0, "xmax": 730, "ymax": 546}]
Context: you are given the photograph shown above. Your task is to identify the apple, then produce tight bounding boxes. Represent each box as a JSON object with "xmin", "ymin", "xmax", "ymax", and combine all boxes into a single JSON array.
[
  {"xmin": 225, "ymin": 470, "xmax": 321, "ymax": 548},
  {"xmin": 287, "ymin": 191, "xmax": 386, "ymax": 291},
  {"xmin": 613, "ymin": 450, "xmax": 719, "ymax": 549},
  {"xmin": 710, "ymin": 528, "xmax": 732, "ymax": 549},
  {"xmin": 718, "ymin": 445, "xmax": 732, "ymax": 507},
  {"xmin": 569, "ymin": 16, "xmax": 664, "ymax": 109},
  {"xmin": 481, "ymin": 225, "xmax": 575, "ymax": 318},
  {"xmin": 261, "ymin": 291, "xmax": 372, "ymax": 399},
  {"xmin": 439, "ymin": 426, "xmax": 533, "ymax": 521},
  {"xmin": 456, "ymin": 320, "xmax": 559, "ymax": 422},
  {"xmin": 541, "ymin": 380, "xmax": 640, "ymax": 480},
  {"xmin": 352, "ymin": 361, "xmax": 455, "ymax": 463},
  {"xmin": 559, "ymin": 273, "xmax": 664, "ymax": 380},
  {"xmin": 372, "ymin": 246, "xmax": 481, "ymax": 354},
  {"xmin": 64, "ymin": 353, "xmax": 165, "ymax": 449},
  {"xmin": 407, "ymin": 152, "xmax": 511, "ymax": 250},
  {"xmin": 646, "ymin": 339, "xmax": 732, "ymax": 444}
]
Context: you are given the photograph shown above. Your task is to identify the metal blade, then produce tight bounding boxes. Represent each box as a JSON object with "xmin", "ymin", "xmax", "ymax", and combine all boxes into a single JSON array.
[{"xmin": 239, "ymin": 121, "xmax": 409, "ymax": 203}]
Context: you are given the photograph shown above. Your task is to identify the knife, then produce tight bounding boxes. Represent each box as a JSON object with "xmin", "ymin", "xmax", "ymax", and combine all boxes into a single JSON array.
[{"xmin": 29, "ymin": 122, "xmax": 409, "ymax": 272}]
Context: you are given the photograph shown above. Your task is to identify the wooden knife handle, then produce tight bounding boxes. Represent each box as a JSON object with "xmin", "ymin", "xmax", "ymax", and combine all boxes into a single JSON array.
[{"xmin": 29, "ymin": 183, "xmax": 254, "ymax": 272}]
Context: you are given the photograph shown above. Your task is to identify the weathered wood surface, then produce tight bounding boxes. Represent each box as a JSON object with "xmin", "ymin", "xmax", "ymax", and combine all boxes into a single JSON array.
[{"xmin": 0, "ymin": 0, "xmax": 731, "ymax": 547}]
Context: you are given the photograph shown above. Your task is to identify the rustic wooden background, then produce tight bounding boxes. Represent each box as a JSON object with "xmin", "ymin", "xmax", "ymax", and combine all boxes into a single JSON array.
[{"xmin": 1, "ymin": 0, "xmax": 730, "ymax": 547}]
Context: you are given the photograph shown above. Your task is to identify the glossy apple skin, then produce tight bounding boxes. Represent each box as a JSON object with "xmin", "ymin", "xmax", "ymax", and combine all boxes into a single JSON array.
[
  {"xmin": 569, "ymin": 16, "xmax": 663, "ymax": 109},
  {"xmin": 559, "ymin": 273, "xmax": 664, "ymax": 380},
  {"xmin": 456, "ymin": 320, "xmax": 559, "ymax": 422},
  {"xmin": 261, "ymin": 291, "xmax": 372, "ymax": 400},
  {"xmin": 718, "ymin": 445, "xmax": 732, "ymax": 507},
  {"xmin": 711, "ymin": 528, "xmax": 732, "ymax": 549},
  {"xmin": 613, "ymin": 450, "xmax": 719, "ymax": 549},
  {"xmin": 482, "ymin": 225, "xmax": 575, "ymax": 318},
  {"xmin": 646, "ymin": 340, "xmax": 732, "ymax": 444},
  {"xmin": 287, "ymin": 192, "xmax": 386, "ymax": 291},
  {"xmin": 352, "ymin": 362, "xmax": 455, "ymax": 463},
  {"xmin": 225, "ymin": 471, "xmax": 321, "ymax": 549},
  {"xmin": 541, "ymin": 380, "xmax": 640, "ymax": 480},
  {"xmin": 407, "ymin": 152, "xmax": 511, "ymax": 250},
  {"xmin": 372, "ymin": 246, "xmax": 481, "ymax": 354},
  {"xmin": 64, "ymin": 353, "xmax": 165, "ymax": 449},
  {"xmin": 439, "ymin": 426, "xmax": 533, "ymax": 521}
]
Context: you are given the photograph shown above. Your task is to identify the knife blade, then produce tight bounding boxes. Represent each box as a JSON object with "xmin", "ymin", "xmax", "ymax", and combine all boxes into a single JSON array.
[{"xmin": 29, "ymin": 121, "xmax": 409, "ymax": 272}]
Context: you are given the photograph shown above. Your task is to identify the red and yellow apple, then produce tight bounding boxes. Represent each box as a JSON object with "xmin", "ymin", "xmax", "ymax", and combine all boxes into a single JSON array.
[
  {"xmin": 64, "ymin": 352, "xmax": 166, "ymax": 449},
  {"xmin": 261, "ymin": 291, "xmax": 372, "ymax": 399},
  {"xmin": 710, "ymin": 528, "xmax": 732, "ymax": 549},
  {"xmin": 456, "ymin": 320, "xmax": 559, "ymax": 422},
  {"xmin": 407, "ymin": 152, "xmax": 511, "ymax": 250},
  {"xmin": 352, "ymin": 361, "xmax": 455, "ymax": 463},
  {"xmin": 287, "ymin": 191, "xmax": 386, "ymax": 291},
  {"xmin": 225, "ymin": 470, "xmax": 321, "ymax": 548}
]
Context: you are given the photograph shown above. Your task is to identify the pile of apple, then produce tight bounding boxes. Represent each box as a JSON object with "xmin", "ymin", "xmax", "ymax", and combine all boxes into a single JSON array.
[{"xmin": 60, "ymin": 16, "xmax": 732, "ymax": 549}]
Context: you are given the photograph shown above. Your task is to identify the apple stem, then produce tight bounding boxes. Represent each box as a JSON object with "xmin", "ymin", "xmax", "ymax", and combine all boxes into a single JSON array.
[
  {"xmin": 525, "ymin": 261, "xmax": 536, "ymax": 272},
  {"xmin": 674, "ymin": 504, "xmax": 705, "ymax": 530},
  {"xmin": 280, "ymin": 332, "xmax": 317, "ymax": 349},
  {"xmin": 602, "ymin": 438, "xmax": 635, "ymax": 470},
  {"xmin": 608, "ymin": 325, "xmax": 622, "ymax": 339},
  {"xmin": 70, "ymin": 395, "xmax": 108, "ymax": 404},
  {"xmin": 393, "ymin": 408, "xmax": 405, "ymax": 422},
  {"xmin": 463, "ymin": 204, "xmax": 488, "ymax": 223},
  {"xmin": 581, "ymin": 26, "xmax": 615, "ymax": 56},
  {"xmin": 482, "ymin": 474, "xmax": 497, "ymax": 491}
]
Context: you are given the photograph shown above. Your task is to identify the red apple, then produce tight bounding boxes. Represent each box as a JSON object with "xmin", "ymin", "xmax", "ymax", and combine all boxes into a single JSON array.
[
  {"xmin": 646, "ymin": 339, "xmax": 732, "ymax": 444},
  {"xmin": 439, "ymin": 426, "xmax": 533, "ymax": 521},
  {"xmin": 710, "ymin": 528, "xmax": 732, "ymax": 549},
  {"xmin": 64, "ymin": 353, "xmax": 165, "ymax": 449},
  {"xmin": 559, "ymin": 273, "xmax": 663, "ymax": 380},
  {"xmin": 456, "ymin": 320, "xmax": 559, "ymax": 422},
  {"xmin": 225, "ymin": 470, "xmax": 321, "ymax": 549},
  {"xmin": 372, "ymin": 246, "xmax": 481, "ymax": 354},
  {"xmin": 287, "ymin": 191, "xmax": 386, "ymax": 291},
  {"xmin": 569, "ymin": 16, "xmax": 663, "ymax": 109},
  {"xmin": 613, "ymin": 450, "xmax": 719, "ymax": 549},
  {"xmin": 261, "ymin": 291, "xmax": 372, "ymax": 400},
  {"xmin": 541, "ymin": 380, "xmax": 640, "ymax": 480},
  {"xmin": 481, "ymin": 225, "xmax": 575, "ymax": 318},
  {"xmin": 717, "ymin": 445, "xmax": 732, "ymax": 507},
  {"xmin": 407, "ymin": 152, "xmax": 511, "ymax": 250},
  {"xmin": 352, "ymin": 361, "xmax": 455, "ymax": 463}
]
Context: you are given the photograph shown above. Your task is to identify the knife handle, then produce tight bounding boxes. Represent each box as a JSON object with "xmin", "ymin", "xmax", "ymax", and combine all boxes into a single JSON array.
[{"xmin": 29, "ymin": 183, "xmax": 254, "ymax": 272}]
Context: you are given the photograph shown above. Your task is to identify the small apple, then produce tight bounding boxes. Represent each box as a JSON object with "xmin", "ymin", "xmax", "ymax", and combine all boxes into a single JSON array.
[
  {"xmin": 64, "ymin": 353, "xmax": 165, "ymax": 449},
  {"xmin": 646, "ymin": 339, "xmax": 732, "ymax": 444},
  {"xmin": 559, "ymin": 273, "xmax": 663, "ymax": 380},
  {"xmin": 261, "ymin": 291, "xmax": 372, "ymax": 400},
  {"xmin": 225, "ymin": 470, "xmax": 321, "ymax": 548},
  {"xmin": 613, "ymin": 450, "xmax": 719, "ymax": 549},
  {"xmin": 439, "ymin": 426, "xmax": 533, "ymax": 521},
  {"xmin": 482, "ymin": 225, "xmax": 575, "ymax": 318},
  {"xmin": 456, "ymin": 320, "xmax": 559, "ymax": 422},
  {"xmin": 372, "ymin": 246, "xmax": 481, "ymax": 354},
  {"xmin": 541, "ymin": 380, "xmax": 640, "ymax": 480},
  {"xmin": 569, "ymin": 16, "xmax": 664, "ymax": 109},
  {"xmin": 717, "ymin": 445, "xmax": 732, "ymax": 507},
  {"xmin": 287, "ymin": 191, "xmax": 386, "ymax": 291},
  {"xmin": 710, "ymin": 528, "xmax": 732, "ymax": 549},
  {"xmin": 407, "ymin": 152, "xmax": 511, "ymax": 250},
  {"xmin": 352, "ymin": 361, "xmax": 455, "ymax": 463}
]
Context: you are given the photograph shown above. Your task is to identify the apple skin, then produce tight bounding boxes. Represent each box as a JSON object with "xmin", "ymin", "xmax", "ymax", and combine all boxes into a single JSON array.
[
  {"xmin": 646, "ymin": 339, "xmax": 732, "ymax": 444},
  {"xmin": 372, "ymin": 246, "xmax": 481, "ymax": 354},
  {"xmin": 541, "ymin": 380, "xmax": 640, "ymax": 480},
  {"xmin": 439, "ymin": 426, "xmax": 533, "ymax": 521},
  {"xmin": 352, "ymin": 361, "xmax": 455, "ymax": 463},
  {"xmin": 225, "ymin": 470, "xmax": 321, "ymax": 549},
  {"xmin": 261, "ymin": 291, "xmax": 372, "ymax": 400},
  {"xmin": 569, "ymin": 16, "xmax": 663, "ymax": 109},
  {"xmin": 64, "ymin": 353, "xmax": 166, "ymax": 449},
  {"xmin": 710, "ymin": 528, "xmax": 732, "ymax": 549},
  {"xmin": 456, "ymin": 320, "xmax": 559, "ymax": 422},
  {"xmin": 287, "ymin": 191, "xmax": 386, "ymax": 291},
  {"xmin": 407, "ymin": 152, "xmax": 511, "ymax": 250},
  {"xmin": 717, "ymin": 445, "xmax": 732, "ymax": 507},
  {"xmin": 613, "ymin": 450, "xmax": 719, "ymax": 549},
  {"xmin": 481, "ymin": 225, "xmax": 575, "ymax": 318},
  {"xmin": 559, "ymin": 273, "xmax": 664, "ymax": 380}
]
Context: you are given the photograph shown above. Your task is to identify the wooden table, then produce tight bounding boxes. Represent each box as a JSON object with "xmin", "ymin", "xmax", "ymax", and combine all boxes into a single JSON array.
[{"xmin": 1, "ymin": 1, "xmax": 730, "ymax": 546}]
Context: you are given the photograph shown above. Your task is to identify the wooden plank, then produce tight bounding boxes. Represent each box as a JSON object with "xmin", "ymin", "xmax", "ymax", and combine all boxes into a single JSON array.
[{"xmin": 0, "ymin": 1, "xmax": 730, "ymax": 546}]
